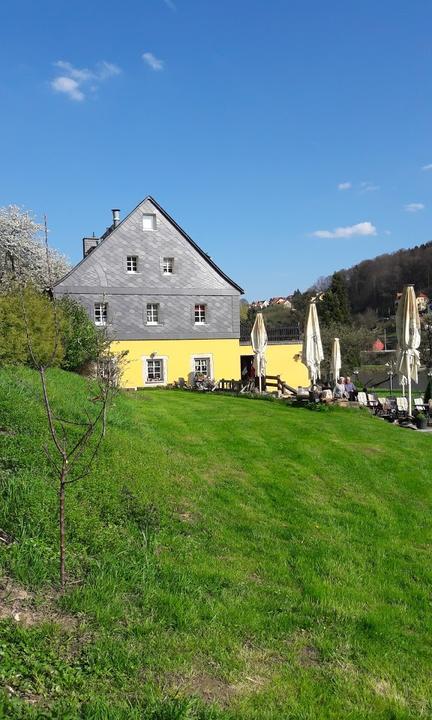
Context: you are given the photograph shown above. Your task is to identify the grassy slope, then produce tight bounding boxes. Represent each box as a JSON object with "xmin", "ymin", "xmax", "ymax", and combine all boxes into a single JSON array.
[{"xmin": 0, "ymin": 367, "xmax": 431, "ymax": 719}]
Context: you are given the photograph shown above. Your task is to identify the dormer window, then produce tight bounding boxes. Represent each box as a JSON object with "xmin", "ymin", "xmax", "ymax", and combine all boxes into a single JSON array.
[
  {"xmin": 127, "ymin": 256, "xmax": 138, "ymax": 273},
  {"xmin": 142, "ymin": 214, "xmax": 156, "ymax": 231},
  {"xmin": 162, "ymin": 257, "xmax": 174, "ymax": 275}
]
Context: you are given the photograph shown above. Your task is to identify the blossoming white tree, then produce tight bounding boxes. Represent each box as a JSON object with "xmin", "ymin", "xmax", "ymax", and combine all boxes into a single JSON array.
[{"xmin": 0, "ymin": 205, "xmax": 70, "ymax": 291}]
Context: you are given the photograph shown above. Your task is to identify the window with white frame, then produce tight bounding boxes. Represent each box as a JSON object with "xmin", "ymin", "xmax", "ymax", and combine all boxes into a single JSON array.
[
  {"xmin": 162, "ymin": 257, "xmax": 174, "ymax": 274},
  {"xmin": 194, "ymin": 304, "xmax": 206, "ymax": 324},
  {"xmin": 94, "ymin": 302, "xmax": 107, "ymax": 326},
  {"xmin": 142, "ymin": 214, "xmax": 156, "ymax": 231},
  {"xmin": 146, "ymin": 358, "xmax": 163, "ymax": 383},
  {"xmin": 126, "ymin": 255, "xmax": 138, "ymax": 273},
  {"xmin": 194, "ymin": 357, "xmax": 211, "ymax": 376},
  {"xmin": 146, "ymin": 303, "xmax": 159, "ymax": 325}
]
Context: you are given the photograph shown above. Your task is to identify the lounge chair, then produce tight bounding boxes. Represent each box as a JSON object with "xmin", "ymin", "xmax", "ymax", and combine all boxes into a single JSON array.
[
  {"xmin": 357, "ymin": 391, "xmax": 368, "ymax": 407},
  {"xmin": 414, "ymin": 398, "xmax": 427, "ymax": 413},
  {"xmin": 396, "ymin": 396, "xmax": 409, "ymax": 421},
  {"xmin": 367, "ymin": 393, "xmax": 381, "ymax": 413}
]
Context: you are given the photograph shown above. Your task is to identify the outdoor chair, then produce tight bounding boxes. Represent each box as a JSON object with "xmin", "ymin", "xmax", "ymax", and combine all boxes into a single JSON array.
[
  {"xmin": 379, "ymin": 397, "xmax": 397, "ymax": 422},
  {"xmin": 414, "ymin": 398, "xmax": 427, "ymax": 413},
  {"xmin": 357, "ymin": 391, "xmax": 368, "ymax": 407},
  {"xmin": 396, "ymin": 396, "xmax": 409, "ymax": 421},
  {"xmin": 367, "ymin": 393, "xmax": 381, "ymax": 413}
]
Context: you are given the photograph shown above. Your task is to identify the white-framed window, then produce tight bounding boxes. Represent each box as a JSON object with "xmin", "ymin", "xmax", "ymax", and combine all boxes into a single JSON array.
[
  {"xmin": 162, "ymin": 257, "xmax": 174, "ymax": 274},
  {"xmin": 194, "ymin": 304, "xmax": 206, "ymax": 324},
  {"xmin": 127, "ymin": 255, "xmax": 138, "ymax": 273},
  {"xmin": 94, "ymin": 302, "xmax": 107, "ymax": 326},
  {"xmin": 194, "ymin": 357, "xmax": 210, "ymax": 375},
  {"xmin": 142, "ymin": 214, "xmax": 156, "ymax": 231},
  {"xmin": 146, "ymin": 358, "xmax": 164, "ymax": 383},
  {"xmin": 146, "ymin": 303, "xmax": 159, "ymax": 325}
]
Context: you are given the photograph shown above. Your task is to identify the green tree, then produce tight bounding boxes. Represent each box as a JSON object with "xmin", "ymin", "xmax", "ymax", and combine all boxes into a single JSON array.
[
  {"xmin": 320, "ymin": 322, "xmax": 374, "ymax": 377},
  {"xmin": 318, "ymin": 272, "xmax": 351, "ymax": 326}
]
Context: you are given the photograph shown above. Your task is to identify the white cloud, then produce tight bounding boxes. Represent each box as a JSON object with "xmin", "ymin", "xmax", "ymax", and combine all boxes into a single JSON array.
[
  {"xmin": 404, "ymin": 202, "xmax": 425, "ymax": 213},
  {"xmin": 162, "ymin": 0, "xmax": 176, "ymax": 9},
  {"xmin": 142, "ymin": 52, "xmax": 164, "ymax": 71},
  {"xmin": 422, "ymin": 163, "xmax": 432, "ymax": 171},
  {"xmin": 51, "ymin": 60, "xmax": 121, "ymax": 101},
  {"xmin": 360, "ymin": 181, "xmax": 380, "ymax": 192},
  {"xmin": 338, "ymin": 182, "xmax": 352, "ymax": 191},
  {"xmin": 312, "ymin": 221, "xmax": 377, "ymax": 239},
  {"xmin": 51, "ymin": 76, "xmax": 84, "ymax": 101}
]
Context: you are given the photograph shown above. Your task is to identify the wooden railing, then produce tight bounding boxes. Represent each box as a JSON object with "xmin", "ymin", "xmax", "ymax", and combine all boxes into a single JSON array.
[
  {"xmin": 215, "ymin": 378, "xmax": 242, "ymax": 392},
  {"xmin": 264, "ymin": 375, "xmax": 296, "ymax": 396},
  {"xmin": 216, "ymin": 375, "xmax": 296, "ymax": 396}
]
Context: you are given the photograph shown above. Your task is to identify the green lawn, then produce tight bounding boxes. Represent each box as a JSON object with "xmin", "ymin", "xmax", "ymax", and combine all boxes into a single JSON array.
[{"xmin": 0, "ymin": 367, "xmax": 431, "ymax": 719}]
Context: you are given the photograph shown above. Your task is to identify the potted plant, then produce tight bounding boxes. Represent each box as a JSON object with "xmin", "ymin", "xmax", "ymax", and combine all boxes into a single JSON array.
[{"xmin": 415, "ymin": 412, "xmax": 428, "ymax": 430}]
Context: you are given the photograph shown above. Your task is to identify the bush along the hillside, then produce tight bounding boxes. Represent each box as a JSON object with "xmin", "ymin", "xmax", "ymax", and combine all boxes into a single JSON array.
[
  {"xmin": 0, "ymin": 286, "xmax": 65, "ymax": 367},
  {"xmin": 0, "ymin": 288, "xmax": 102, "ymax": 371},
  {"xmin": 58, "ymin": 296, "xmax": 102, "ymax": 371}
]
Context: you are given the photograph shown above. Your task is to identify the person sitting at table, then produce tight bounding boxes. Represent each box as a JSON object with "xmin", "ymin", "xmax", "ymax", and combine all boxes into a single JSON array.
[
  {"xmin": 344, "ymin": 376, "xmax": 357, "ymax": 401},
  {"xmin": 333, "ymin": 377, "xmax": 348, "ymax": 399}
]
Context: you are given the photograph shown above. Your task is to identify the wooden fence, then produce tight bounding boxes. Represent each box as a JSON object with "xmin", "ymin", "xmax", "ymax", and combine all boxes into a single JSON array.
[{"xmin": 216, "ymin": 375, "xmax": 296, "ymax": 396}]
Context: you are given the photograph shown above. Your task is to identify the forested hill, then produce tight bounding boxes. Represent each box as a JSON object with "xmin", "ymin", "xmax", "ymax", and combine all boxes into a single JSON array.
[{"xmin": 340, "ymin": 241, "xmax": 432, "ymax": 316}]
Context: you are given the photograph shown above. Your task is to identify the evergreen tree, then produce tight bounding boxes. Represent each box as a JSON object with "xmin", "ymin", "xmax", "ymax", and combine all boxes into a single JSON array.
[{"xmin": 318, "ymin": 272, "xmax": 351, "ymax": 326}]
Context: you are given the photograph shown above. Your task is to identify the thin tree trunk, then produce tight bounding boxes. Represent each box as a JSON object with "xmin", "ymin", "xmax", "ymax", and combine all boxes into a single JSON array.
[{"xmin": 59, "ymin": 467, "xmax": 66, "ymax": 590}]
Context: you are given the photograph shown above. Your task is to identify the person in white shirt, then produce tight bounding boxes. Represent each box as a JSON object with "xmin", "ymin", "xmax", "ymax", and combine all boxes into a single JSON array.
[{"xmin": 333, "ymin": 377, "xmax": 348, "ymax": 399}]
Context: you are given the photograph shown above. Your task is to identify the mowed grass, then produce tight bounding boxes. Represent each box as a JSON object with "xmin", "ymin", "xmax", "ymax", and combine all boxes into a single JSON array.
[{"xmin": 0, "ymin": 367, "xmax": 431, "ymax": 719}]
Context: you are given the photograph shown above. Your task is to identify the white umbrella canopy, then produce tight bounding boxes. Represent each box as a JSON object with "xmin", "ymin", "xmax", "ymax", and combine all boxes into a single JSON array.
[
  {"xmin": 330, "ymin": 337, "xmax": 341, "ymax": 382},
  {"xmin": 251, "ymin": 312, "xmax": 268, "ymax": 392},
  {"xmin": 303, "ymin": 301, "xmax": 324, "ymax": 385},
  {"xmin": 396, "ymin": 285, "xmax": 421, "ymax": 415}
]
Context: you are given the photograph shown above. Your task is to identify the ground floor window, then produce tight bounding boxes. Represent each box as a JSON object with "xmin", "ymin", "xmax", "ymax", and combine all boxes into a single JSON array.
[
  {"xmin": 194, "ymin": 357, "xmax": 210, "ymax": 376},
  {"xmin": 146, "ymin": 358, "xmax": 164, "ymax": 383}
]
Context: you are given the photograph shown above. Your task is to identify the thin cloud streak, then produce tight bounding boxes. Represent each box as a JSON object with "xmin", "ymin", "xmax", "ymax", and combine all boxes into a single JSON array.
[
  {"xmin": 404, "ymin": 202, "xmax": 425, "ymax": 213},
  {"xmin": 142, "ymin": 52, "xmax": 164, "ymax": 71},
  {"xmin": 360, "ymin": 181, "xmax": 380, "ymax": 193},
  {"xmin": 312, "ymin": 221, "xmax": 377, "ymax": 239},
  {"xmin": 338, "ymin": 182, "xmax": 351, "ymax": 191},
  {"xmin": 422, "ymin": 164, "xmax": 432, "ymax": 171}
]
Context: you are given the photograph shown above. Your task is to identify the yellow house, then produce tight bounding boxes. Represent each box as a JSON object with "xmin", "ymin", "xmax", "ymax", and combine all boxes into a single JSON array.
[{"xmin": 53, "ymin": 196, "xmax": 307, "ymax": 389}]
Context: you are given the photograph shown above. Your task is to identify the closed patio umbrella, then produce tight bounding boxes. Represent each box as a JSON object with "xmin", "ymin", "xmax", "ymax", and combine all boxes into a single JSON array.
[
  {"xmin": 396, "ymin": 285, "xmax": 421, "ymax": 415},
  {"xmin": 330, "ymin": 337, "xmax": 341, "ymax": 382},
  {"xmin": 303, "ymin": 301, "xmax": 324, "ymax": 385},
  {"xmin": 251, "ymin": 312, "xmax": 268, "ymax": 393}
]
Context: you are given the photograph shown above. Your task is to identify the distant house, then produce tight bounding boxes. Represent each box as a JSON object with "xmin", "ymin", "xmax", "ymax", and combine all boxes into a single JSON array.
[
  {"xmin": 53, "ymin": 196, "xmax": 307, "ymax": 389},
  {"xmin": 372, "ymin": 338, "xmax": 385, "ymax": 352},
  {"xmin": 395, "ymin": 290, "xmax": 429, "ymax": 314}
]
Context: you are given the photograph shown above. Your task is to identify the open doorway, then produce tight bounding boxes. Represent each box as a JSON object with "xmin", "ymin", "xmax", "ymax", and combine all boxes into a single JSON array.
[{"xmin": 240, "ymin": 355, "xmax": 255, "ymax": 386}]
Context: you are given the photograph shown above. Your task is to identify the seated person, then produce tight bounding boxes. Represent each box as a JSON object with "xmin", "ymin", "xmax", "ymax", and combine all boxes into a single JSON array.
[
  {"xmin": 333, "ymin": 377, "xmax": 348, "ymax": 399},
  {"xmin": 344, "ymin": 376, "xmax": 357, "ymax": 401}
]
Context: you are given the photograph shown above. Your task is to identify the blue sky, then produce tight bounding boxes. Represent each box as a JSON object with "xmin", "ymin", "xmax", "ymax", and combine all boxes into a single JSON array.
[{"xmin": 1, "ymin": 0, "xmax": 431, "ymax": 299}]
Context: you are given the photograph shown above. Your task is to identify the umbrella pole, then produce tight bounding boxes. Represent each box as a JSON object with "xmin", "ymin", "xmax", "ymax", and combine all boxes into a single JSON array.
[
  {"xmin": 407, "ymin": 360, "xmax": 412, "ymax": 417},
  {"xmin": 258, "ymin": 357, "xmax": 262, "ymax": 393}
]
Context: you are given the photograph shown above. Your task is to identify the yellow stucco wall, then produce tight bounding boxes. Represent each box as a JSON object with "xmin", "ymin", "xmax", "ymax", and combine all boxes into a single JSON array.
[
  {"xmin": 240, "ymin": 342, "xmax": 308, "ymax": 388},
  {"xmin": 113, "ymin": 338, "xmax": 240, "ymax": 388},
  {"xmin": 113, "ymin": 338, "xmax": 308, "ymax": 389}
]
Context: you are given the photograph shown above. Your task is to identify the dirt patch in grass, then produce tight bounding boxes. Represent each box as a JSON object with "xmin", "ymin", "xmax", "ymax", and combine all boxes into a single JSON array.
[
  {"xmin": 298, "ymin": 644, "xmax": 321, "ymax": 667},
  {"xmin": 164, "ymin": 671, "xmax": 235, "ymax": 706},
  {"xmin": 0, "ymin": 577, "xmax": 78, "ymax": 630}
]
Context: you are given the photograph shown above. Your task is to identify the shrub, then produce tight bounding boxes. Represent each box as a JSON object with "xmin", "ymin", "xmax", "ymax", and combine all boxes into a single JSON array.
[
  {"xmin": 58, "ymin": 296, "xmax": 102, "ymax": 370},
  {"xmin": 0, "ymin": 286, "xmax": 64, "ymax": 366}
]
